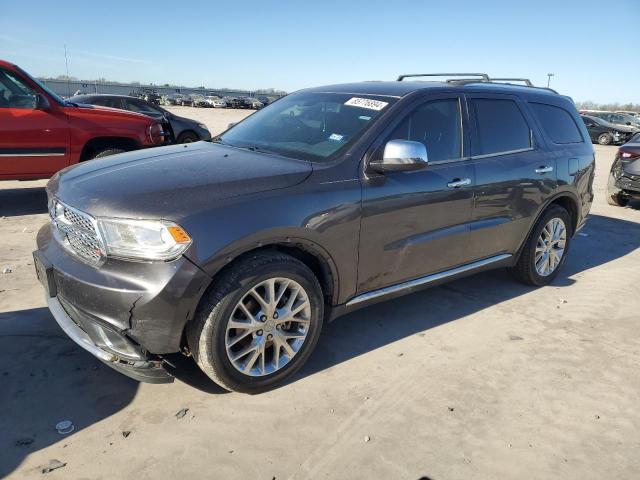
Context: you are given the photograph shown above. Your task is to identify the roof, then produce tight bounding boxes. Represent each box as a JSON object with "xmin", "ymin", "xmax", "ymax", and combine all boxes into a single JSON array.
[{"xmin": 306, "ymin": 81, "xmax": 560, "ymax": 99}]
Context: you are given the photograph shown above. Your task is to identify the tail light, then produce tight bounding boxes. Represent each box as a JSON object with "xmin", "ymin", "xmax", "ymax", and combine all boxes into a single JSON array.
[
  {"xmin": 619, "ymin": 149, "xmax": 640, "ymax": 160},
  {"xmin": 148, "ymin": 122, "xmax": 165, "ymax": 145}
]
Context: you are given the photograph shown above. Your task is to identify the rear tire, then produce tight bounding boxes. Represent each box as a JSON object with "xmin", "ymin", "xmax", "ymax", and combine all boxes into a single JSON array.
[
  {"xmin": 598, "ymin": 133, "xmax": 613, "ymax": 145},
  {"xmin": 177, "ymin": 132, "xmax": 198, "ymax": 143},
  {"xmin": 187, "ymin": 252, "xmax": 324, "ymax": 393},
  {"xmin": 509, "ymin": 205, "xmax": 572, "ymax": 286},
  {"xmin": 91, "ymin": 148, "xmax": 125, "ymax": 159}
]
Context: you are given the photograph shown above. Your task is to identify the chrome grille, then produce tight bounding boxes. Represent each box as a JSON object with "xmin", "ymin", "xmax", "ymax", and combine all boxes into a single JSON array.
[{"xmin": 51, "ymin": 200, "xmax": 104, "ymax": 265}]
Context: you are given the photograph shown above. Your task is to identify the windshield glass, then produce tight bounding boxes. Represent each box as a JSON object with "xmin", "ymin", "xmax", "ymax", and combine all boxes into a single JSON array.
[
  {"xmin": 16, "ymin": 67, "xmax": 66, "ymax": 105},
  {"xmin": 218, "ymin": 91, "xmax": 395, "ymax": 161}
]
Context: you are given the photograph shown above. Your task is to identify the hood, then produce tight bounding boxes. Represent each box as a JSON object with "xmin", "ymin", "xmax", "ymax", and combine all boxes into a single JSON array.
[{"xmin": 49, "ymin": 141, "xmax": 312, "ymax": 220}]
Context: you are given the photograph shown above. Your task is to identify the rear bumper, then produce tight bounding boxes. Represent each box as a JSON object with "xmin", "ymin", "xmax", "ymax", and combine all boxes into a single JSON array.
[{"xmin": 47, "ymin": 295, "xmax": 173, "ymax": 383}]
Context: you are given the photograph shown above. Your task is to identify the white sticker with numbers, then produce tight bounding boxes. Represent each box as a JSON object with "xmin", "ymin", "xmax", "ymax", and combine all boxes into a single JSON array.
[{"xmin": 344, "ymin": 97, "xmax": 388, "ymax": 111}]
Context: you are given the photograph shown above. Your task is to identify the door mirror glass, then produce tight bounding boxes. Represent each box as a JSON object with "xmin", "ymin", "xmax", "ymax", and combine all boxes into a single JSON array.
[{"xmin": 369, "ymin": 139, "xmax": 429, "ymax": 173}]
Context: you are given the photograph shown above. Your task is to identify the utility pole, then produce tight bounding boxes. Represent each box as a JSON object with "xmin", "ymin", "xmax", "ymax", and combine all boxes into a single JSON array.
[
  {"xmin": 547, "ymin": 73, "xmax": 555, "ymax": 88},
  {"xmin": 64, "ymin": 44, "xmax": 71, "ymax": 97}
]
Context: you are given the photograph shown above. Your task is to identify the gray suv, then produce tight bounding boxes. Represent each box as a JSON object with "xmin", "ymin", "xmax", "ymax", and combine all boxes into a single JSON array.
[{"xmin": 34, "ymin": 73, "xmax": 595, "ymax": 393}]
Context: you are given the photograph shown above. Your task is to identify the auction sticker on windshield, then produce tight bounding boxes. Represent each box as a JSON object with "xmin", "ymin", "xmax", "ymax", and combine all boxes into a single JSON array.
[{"xmin": 344, "ymin": 97, "xmax": 388, "ymax": 111}]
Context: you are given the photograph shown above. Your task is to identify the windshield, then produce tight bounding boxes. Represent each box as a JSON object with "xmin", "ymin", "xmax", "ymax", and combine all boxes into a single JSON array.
[
  {"xmin": 218, "ymin": 91, "xmax": 395, "ymax": 161},
  {"xmin": 16, "ymin": 67, "xmax": 66, "ymax": 105}
]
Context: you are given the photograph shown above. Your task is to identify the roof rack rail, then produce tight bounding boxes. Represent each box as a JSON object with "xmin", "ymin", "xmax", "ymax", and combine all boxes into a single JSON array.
[
  {"xmin": 397, "ymin": 73, "xmax": 490, "ymax": 82},
  {"xmin": 489, "ymin": 77, "xmax": 533, "ymax": 86}
]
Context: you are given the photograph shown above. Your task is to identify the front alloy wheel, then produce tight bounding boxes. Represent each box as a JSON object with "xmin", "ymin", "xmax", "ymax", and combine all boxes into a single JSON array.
[
  {"xmin": 225, "ymin": 277, "xmax": 311, "ymax": 376},
  {"xmin": 187, "ymin": 252, "xmax": 323, "ymax": 393}
]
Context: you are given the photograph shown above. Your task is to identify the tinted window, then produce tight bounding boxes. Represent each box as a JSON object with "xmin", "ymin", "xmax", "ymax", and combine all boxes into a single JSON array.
[
  {"xmin": 386, "ymin": 99, "xmax": 462, "ymax": 162},
  {"xmin": 472, "ymin": 99, "xmax": 531, "ymax": 155},
  {"xmin": 125, "ymin": 99, "xmax": 162, "ymax": 116},
  {"xmin": 219, "ymin": 92, "xmax": 395, "ymax": 162},
  {"xmin": 530, "ymin": 103, "xmax": 583, "ymax": 144},
  {"xmin": 0, "ymin": 69, "xmax": 37, "ymax": 109},
  {"xmin": 92, "ymin": 97, "xmax": 123, "ymax": 109}
]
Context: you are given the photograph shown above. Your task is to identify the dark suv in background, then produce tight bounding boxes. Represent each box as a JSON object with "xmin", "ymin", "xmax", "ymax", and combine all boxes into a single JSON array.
[{"xmin": 34, "ymin": 73, "xmax": 594, "ymax": 392}]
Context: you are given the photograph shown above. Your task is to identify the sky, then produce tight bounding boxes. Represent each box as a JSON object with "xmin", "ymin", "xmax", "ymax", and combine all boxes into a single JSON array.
[{"xmin": 1, "ymin": 0, "xmax": 639, "ymax": 103}]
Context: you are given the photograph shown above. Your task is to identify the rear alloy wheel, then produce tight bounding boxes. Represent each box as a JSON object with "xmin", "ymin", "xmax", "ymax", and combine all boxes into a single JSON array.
[
  {"xmin": 187, "ymin": 252, "xmax": 323, "ymax": 393},
  {"xmin": 598, "ymin": 133, "xmax": 613, "ymax": 145},
  {"xmin": 509, "ymin": 204, "xmax": 572, "ymax": 286}
]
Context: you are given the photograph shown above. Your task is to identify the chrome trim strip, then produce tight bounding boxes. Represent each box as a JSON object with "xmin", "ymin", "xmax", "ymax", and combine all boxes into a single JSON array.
[
  {"xmin": 0, "ymin": 153, "xmax": 65, "ymax": 157},
  {"xmin": 470, "ymin": 147, "xmax": 534, "ymax": 160},
  {"xmin": 346, "ymin": 253, "xmax": 512, "ymax": 307}
]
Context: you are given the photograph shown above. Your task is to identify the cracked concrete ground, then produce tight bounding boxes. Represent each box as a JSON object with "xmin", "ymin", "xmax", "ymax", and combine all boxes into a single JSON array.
[{"xmin": 1, "ymin": 108, "xmax": 639, "ymax": 479}]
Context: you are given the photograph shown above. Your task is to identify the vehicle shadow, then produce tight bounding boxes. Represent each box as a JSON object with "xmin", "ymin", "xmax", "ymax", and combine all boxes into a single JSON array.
[
  {"xmin": 297, "ymin": 213, "xmax": 640, "ymax": 383},
  {"xmin": 0, "ymin": 186, "xmax": 48, "ymax": 217},
  {"xmin": 0, "ymin": 209, "xmax": 637, "ymax": 475},
  {"xmin": 0, "ymin": 307, "xmax": 139, "ymax": 478}
]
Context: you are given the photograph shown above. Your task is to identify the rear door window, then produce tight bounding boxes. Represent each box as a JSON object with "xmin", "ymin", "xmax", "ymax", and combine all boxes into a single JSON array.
[
  {"xmin": 471, "ymin": 98, "xmax": 531, "ymax": 156},
  {"xmin": 530, "ymin": 103, "xmax": 583, "ymax": 144}
]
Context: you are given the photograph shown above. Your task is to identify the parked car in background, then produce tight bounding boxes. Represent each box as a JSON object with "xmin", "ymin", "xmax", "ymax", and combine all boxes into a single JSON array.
[
  {"xmin": 192, "ymin": 94, "xmax": 208, "ymax": 107},
  {"xmin": 35, "ymin": 74, "xmax": 594, "ymax": 392},
  {"xmin": 615, "ymin": 111, "xmax": 640, "ymax": 117},
  {"xmin": 223, "ymin": 96, "xmax": 242, "ymax": 109},
  {"xmin": 239, "ymin": 97, "xmax": 264, "ymax": 109},
  {"xmin": 69, "ymin": 94, "xmax": 211, "ymax": 144},
  {"xmin": 205, "ymin": 96, "xmax": 225, "ymax": 108},
  {"xmin": 0, "ymin": 60, "xmax": 166, "ymax": 180},
  {"xmin": 162, "ymin": 94, "xmax": 181, "ymax": 106},
  {"xmin": 580, "ymin": 115, "xmax": 635, "ymax": 145},
  {"xmin": 584, "ymin": 111, "xmax": 640, "ymax": 130},
  {"xmin": 179, "ymin": 94, "xmax": 194, "ymax": 106},
  {"xmin": 606, "ymin": 133, "xmax": 640, "ymax": 206}
]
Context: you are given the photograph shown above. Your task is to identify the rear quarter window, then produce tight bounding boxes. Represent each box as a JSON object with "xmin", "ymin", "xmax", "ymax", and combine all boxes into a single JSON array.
[{"xmin": 530, "ymin": 103, "xmax": 583, "ymax": 144}]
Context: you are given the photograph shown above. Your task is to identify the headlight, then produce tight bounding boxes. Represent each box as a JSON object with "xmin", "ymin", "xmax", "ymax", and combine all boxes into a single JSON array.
[
  {"xmin": 197, "ymin": 123, "xmax": 209, "ymax": 131},
  {"xmin": 98, "ymin": 218, "xmax": 192, "ymax": 261}
]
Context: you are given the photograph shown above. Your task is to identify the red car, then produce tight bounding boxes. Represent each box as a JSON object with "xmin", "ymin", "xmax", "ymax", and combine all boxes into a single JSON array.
[{"xmin": 0, "ymin": 60, "xmax": 166, "ymax": 180}]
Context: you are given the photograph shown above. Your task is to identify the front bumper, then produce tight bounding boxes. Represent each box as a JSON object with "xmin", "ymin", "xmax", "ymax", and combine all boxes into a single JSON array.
[
  {"xmin": 47, "ymin": 294, "xmax": 173, "ymax": 383},
  {"xmin": 34, "ymin": 222, "xmax": 211, "ymax": 382}
]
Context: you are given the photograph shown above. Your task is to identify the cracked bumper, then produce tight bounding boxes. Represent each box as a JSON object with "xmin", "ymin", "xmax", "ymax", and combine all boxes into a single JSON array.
[{"xmin": 35, "ymin": 223, "xmax": 211, "ymax": 358}]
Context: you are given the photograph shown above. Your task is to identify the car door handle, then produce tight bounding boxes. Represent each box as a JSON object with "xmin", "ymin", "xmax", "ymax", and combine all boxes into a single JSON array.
[
  {"xmin": 535, "ymin": 166, "xmax": 554, "ymax": 174},
  {"xmin": 447, "ymin": 178, "xmax": 471, "ymax": 188}
]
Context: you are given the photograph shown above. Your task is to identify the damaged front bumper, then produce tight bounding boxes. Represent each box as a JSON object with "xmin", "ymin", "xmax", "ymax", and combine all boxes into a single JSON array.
[
  {"xmin": 34, "ymin": 223, "xmax": 211, "ymax": 383},
  {"xmin": 47, "ymin": 295, "xmax": 173, "ymax": 383}
]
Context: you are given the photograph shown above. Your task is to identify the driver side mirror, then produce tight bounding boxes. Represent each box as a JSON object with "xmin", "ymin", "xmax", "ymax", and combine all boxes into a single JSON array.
[
  {"xmin": 35, "ymin": 93, "xmax": 50, "ymax": 110},
  {"xmin": 369, "ymin": 139, "xmax": 429, "ymax": 173}
]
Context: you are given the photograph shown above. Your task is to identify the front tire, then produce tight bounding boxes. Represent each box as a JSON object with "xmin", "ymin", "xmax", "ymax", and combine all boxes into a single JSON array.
[
  {"xmin": 509, "ymin": 205, "xmax": 572, "ymax": 286},
  {"xmin": 187, "ymin": 252, "xmax": 324, "ymax": 393},
  {"xmin": 177, "ymin": 132, "xmax": 198, "ymax": 143},
  {"xmin": 91, "ymin": 148, "xmax": 125, "ymax": 159}
]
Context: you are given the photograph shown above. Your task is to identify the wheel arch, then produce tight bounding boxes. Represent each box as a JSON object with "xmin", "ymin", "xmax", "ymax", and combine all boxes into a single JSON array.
[
  {"xmin": 201, "ymin": 238, "xmax": 340, "ymax": 308},
  {"xmin": 515, "ymin": 191, "xmax": 581, "ymax": 260},
  {"xmin": 80, "ymin": 136, "xmax": 139, "ymax": 161}
]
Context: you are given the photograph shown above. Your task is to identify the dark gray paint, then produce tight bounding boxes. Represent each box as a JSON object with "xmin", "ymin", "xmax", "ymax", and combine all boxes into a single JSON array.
[{"xmin": 37, "ymin": 81, "xmax": 595, "ymax": 364}]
